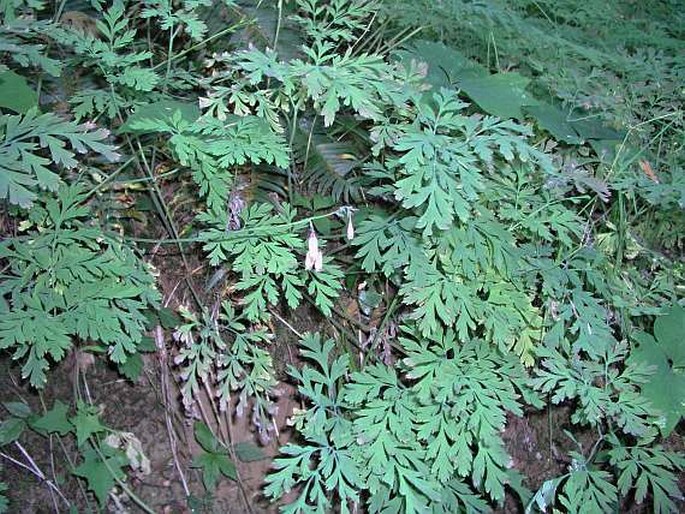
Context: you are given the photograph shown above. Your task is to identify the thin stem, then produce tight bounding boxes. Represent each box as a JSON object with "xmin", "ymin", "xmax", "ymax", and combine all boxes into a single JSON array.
[
  {"xmin": 133, "ymin": 139, "xmax": 203, "ymax": 308},
  {"xmin": 83, "ymin": 156, "xmax": 137, "ymax": 200},
  {"xmin": 154, "ymin": 325, "xmax": 191, "ymax": 498},
  {"xmin": 53, "ymin": 0, "xmax": 67, "ymax": 22},
  {"xmin": 0, "ymin": 447, "xmax": 70, "ymax": 508},
  {"xmin": 274, "ymin": 0, "xmax": 283, "ymax": 49},
  {"xmin": 363, "ymin": 296, "xmax": 399, "ymax": 366},
  {"xmin": 270, "ymin": 308, "xmax": 304, "ymax": 339},
  {"xmin": 91, "ymin": 442, "xmax": 156, "ymax": 514},
  {"xmin": 164, "ymin": 25, "xmax": 180, "ymax": 91},
  {"xmin": 547, "ymin": 396, "xmax": 553, "ymax": 461},
  {"xmin": 127, "ymin": 209, "xmax": 342, "ymax": 245},
  {"xmin": 287, "ymin": 105, "xmax": 299, "ymax": 205},
  {"xmin": 379, "ymin": 26, "xmax": 423, "ymax": 55},
  {"xmin": 151, "ymin": 21, "xmax": 250, "ymax": 72}
]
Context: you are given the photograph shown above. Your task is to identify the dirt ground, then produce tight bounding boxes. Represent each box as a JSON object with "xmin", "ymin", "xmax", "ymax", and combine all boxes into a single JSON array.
[{"xmin": 0, "ymin": 331, "xmax": 299, "ymax": 513}]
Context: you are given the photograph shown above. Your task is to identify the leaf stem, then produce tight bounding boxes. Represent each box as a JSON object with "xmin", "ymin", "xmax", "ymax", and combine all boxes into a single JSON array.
[
  {"xmin": 91, "ymin": 441, "xmax": 156, "ymax": 514},
  {"xmin": 127, "ymin": 209, "xmax": 342, "ymax": 245}
]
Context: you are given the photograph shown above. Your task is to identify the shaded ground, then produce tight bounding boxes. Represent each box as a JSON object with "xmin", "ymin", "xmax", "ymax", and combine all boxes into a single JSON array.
[{"xmin": 0, "ymin": 342, "xmax": 296, "ymax": 513}]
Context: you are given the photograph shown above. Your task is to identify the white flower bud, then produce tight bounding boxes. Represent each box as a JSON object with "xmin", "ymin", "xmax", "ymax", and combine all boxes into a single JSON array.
[
  {"xmin": 346, "ymin": 212, "xmax": 355, "ymax": 241},
  {"xmin": 305, "ymin": 225, "xmax": 324, "ymax": 272}
]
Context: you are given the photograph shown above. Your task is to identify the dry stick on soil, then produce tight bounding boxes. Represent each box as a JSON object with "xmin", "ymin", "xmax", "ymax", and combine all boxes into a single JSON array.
[
  {"xmin": 34, "ymin": 398, "xmax": 61, "ymax": 501},
  {"xmin": 77, "ymin": 370, "xmax": 158, "ymax": 514},
  {"xmin": 200, "ymin": 380, "xmax": 255, "ymax": 514},
  {"xmin": 5, "ymin": 375, "xmax": 81, "ymax": 511},
  {"xmin": 46, "ymin": 436, "xmax": 61, "ymax": 513},
  {"xmin": 36, "ymin": 392, "xmax": 94, "ymax": 511},
  {"xmin": 154, "ymin": 325, "xmax": 191, "ymax": 498},
  {"xmin": 0, "ymin": 442, "xmax": 71, "ymax": 511},
  {"xmin": 159, "ymin": 283, "xmax": 194, "ymax": 439},
  {"xmin": 269, "ymin": 308, "xmax": 304, "ymax": 339},
  {"xmin": 223, "ymin": 394, "xmax": 255, "ymax": 514},
  {"xmin": 0, "ymin": 372, "xmax": 76, "ymax": 512},
  {"xmin": 189, "ymin": 368, "xmax": 254, "ymax": 514}
]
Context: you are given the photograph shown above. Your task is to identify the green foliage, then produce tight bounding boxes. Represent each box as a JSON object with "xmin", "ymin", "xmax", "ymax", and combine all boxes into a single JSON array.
[
  {"xmin": 174, "ymin": 302, "xmax": 279, "ymax": 442},
  {"xmin": 628, "ymin": 304, "xmax": 685, "ymax": 436},
  {"xmin": 557, "ymin": 459, "xmax": 618, "ymax": 514},
  {"xmin": 1, "ymin": 0, "xmax": 683, "ymax": 512},
  {"xmin": 384, "ymin": 0, "xmax": 685, "ymax": 303},
  {"xmin": 0, "ymin": 108, "xmax": 120, "ymax": 208},
  {"xmin": 353, "ymin": 86, "xmax": 561, "ymax": 364},
  {"xmin": 265, "ymin": 331, "xmax": 520, "ymax": 513},
  {"xmin": 198, "ymin": 202, "xmax": 343, "ymax": 321},
  {"xmin": 0, "ymin": 481, "xmax": 7, "ymax": 513},
  {"xmin": 74, "ymin": 445, "xmax": 129, "ymax": 507},
  {"xmin": 373, "ymin": 87, "xmax": 551, "ymax": 237},
  {"xmin": 259, "ymin": 1, "xmax": 683, "ymax": 512},
  {"xmin": 30, "ymin": 399, "xmax": 72, "ymax": 436},
  {"xmin": 0, "ymin": 185, "xmax": 159, "ymax": 386},
  {"xmin": 384, "ymin": 0, "xmax": 685, "ymax": 133},
  {"xmin": 608, "ymin": 436, "xmax": 685, "ymax": 514},
  {"xmin": 199, "ymin": 7, "xmax": 395, "ymax": 130},
  {"xmin": 52, "ymin": 0, "xmax": 160, "ymax": 119},
  {"xmin": 141, "ymin": 0, "xmax": 228, "ymax": 42},
  {"xmin": 0, "ymin": 402, "xmax": 28, "ymax": 445},
  {"xmin": 532, "ymin": 341, "xmax": 660, "ymax": 437},
  {"xmin": 291, "ymin": 0, "xmax": 378, "ymax": 45},
  {"xmin": 264, "ymin": 333, "xmax": 363, "ymax": 514},
  {"xmin": 0, "ymin": 1, "xmax": 61, "ymax": 76},
  {"xmin": 126, "ymin": 107, "xmax": 289, "ymax": 211},
  {"xmin": 529, "ymin": 434, "xmax": 685, "ymax": 514},
  {"xmin": 0, "ymin": 399, "xmax": 147, "ymax": 508},
  {"xmin": 293, "ymin": 125, "xmax": 363, "ymax": 202},
  {"xmin": 0, "ymin": 70, "xmax": 38, "ymax": 113},
  {"xmin": 192, "ymin": 421, "xmax": 237, "ymax": 491}
]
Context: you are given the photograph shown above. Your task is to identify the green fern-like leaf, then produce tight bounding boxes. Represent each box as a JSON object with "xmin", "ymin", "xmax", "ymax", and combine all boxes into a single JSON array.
[
  {"xmin": 264, "ymin": 333, "xmax": 361, "ymax": 513},
  {"xmin": 608, "ymin": 438, "xmax": 685, "ymax": 514},
  {"xmin": 378, "ymin": 88, "xmax": 551, "ymax": 237},
  {"xmin": 141, "ymin": 0, "xmax": 219, "ymax": 42},
  {"xmin": 0, "ymin": 7, "xmax": 62, "ymax": 77},
  {"xmin": 559, "ymin": 455, "xmax": 618, "ymax": 514},
  {"xmin": 51, "ymin": 0, "xmax": 159, "ymax": 117},
  {"xmin": 0, "ymin": 185, "xmax": 159, "ymax": 387},
  {"xmin": 401, "ymin": 330, "xmax": 534, "ymax": 503},
  {"xmin": 126, "ymin": 109, "xmax": 289, "ymax": 211},
  {"xmin": 0, "ymin": 108, "xmax": 120, "ymax": 208},
  {"xmin": 175, "ymin": 303, "xmax": 279, "ymax": 443}
]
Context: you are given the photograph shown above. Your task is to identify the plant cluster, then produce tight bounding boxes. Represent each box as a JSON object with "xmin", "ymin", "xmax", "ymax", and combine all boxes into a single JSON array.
[{"xmin": 0, "ymin": 0, "xmax": 683, "ymax": 513}]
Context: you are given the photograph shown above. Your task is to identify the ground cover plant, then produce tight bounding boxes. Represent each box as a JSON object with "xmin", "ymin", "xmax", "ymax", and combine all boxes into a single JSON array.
[{"xmin": 0, "ymin": 0, "xmax": 683, "ymax": 512}]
